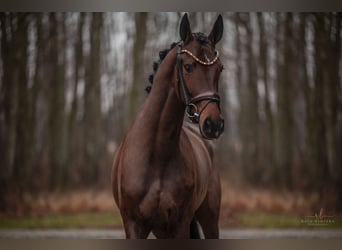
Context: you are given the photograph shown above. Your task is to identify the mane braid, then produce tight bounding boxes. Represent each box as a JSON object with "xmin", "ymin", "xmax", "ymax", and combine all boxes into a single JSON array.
[
  {"xmin": 145, "ymin": 33, "xmax": 209, "ymax": 94},
  {"xmin": 145, "ymin": 42, "xmax": 177, "ymax": 94}
]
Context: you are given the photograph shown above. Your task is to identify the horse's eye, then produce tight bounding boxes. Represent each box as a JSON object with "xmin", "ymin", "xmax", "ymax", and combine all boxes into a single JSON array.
[{"xmin": 184, "ymin": 64, "xmax": 191, "ymax": 73}]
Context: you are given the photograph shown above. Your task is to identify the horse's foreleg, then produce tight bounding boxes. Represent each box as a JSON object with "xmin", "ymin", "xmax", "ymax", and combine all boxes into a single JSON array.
[
  {"xmin": 190, "ymin": 218, "xmax": 201, "ymax": 239},
  {"xmin": 123, "ymin": 219, "xmax": 151, "ymax": 239},
  {"xmin": 195, "ymin": 177, "xmax": 221, "ymax": 238},
  {"xmin": 153, "ymin": 218, "xmax": 191, "ymax": 239},
  {"xmin": 195, "ymin": 199, "xmax": 219, "ymax": 239},
  {"xmin": 172, "ymin": 221, "xmax": 191, "ymax": 239}
]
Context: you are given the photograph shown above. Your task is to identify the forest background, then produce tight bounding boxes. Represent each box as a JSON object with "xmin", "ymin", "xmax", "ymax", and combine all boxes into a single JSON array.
[{"xmin": 0, "ymin": 12, "xmax": 341, "ymax": 228}]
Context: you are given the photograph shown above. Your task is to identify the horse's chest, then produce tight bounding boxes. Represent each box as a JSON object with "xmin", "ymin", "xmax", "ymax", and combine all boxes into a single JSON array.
[
  {"xmin": 118, "ymin": 134, "xmax": 212, "ymax": 223},
  {"xmin": 137, "ymin": 169, "xmax": 194, "ymax": 222}
]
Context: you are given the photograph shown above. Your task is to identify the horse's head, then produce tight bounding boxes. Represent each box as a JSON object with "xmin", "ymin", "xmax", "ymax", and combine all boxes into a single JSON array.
[{"xmin": 175, "ymin": 13, "xmax": 224, "ymax": 139}]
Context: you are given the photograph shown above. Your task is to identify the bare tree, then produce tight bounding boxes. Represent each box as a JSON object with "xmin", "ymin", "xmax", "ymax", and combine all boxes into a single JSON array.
[
  {"xmin": 274, "ymin": 13, "xmax": 295, "ymax": 189},
  {"xmin": 68, "ymin": 12, "xmax": 85, "ymax": 186},
  {"xmin": 47, "ymin": 13, "xmax": 68, "ymax": 189},
  {"xmin": 129, "ymin": 13, "xmax": 148, "ymax": 118},
  {"xmin": 83, "ymin": 13, "xmax": 104, "ymax": 185},
  {"xmin": 235, "ymin": 13, "xmax": 260, "ymax": 184},
  {"xmin": 0, "ymin": 14, "xmax": 17, "ymax": 187}
]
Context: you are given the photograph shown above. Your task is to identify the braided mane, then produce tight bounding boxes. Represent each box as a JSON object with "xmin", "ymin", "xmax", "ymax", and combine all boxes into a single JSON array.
[
  {"xmin": 145, "ymin": 32, "xmax": 209, "ymax": 94},
  {"xmin": 145, "ymin": 42, "xmax": 177, "ymax": 93}
]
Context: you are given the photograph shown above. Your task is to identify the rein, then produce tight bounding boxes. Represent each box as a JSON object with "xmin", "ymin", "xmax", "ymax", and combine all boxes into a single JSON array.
[{"xmin": 176, "ymin": 42, "xmax": 221, "ymax": 123}]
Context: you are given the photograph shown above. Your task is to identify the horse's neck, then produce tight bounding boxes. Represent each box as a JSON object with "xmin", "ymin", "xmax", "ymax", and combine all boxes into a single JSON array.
[
  {"xmin": 150, "ymin": 87, "xmax": 185, "ymax": 150},
  {"xmin": 136, "ymin": 50, "xmax": 185, "ymax": 158}
]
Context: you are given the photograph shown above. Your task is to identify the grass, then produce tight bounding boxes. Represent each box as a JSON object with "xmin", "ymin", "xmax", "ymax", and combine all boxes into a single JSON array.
[
  {"xmin": 1, "ymin": 211, "xmax": 341, "ymax": 229},
  {"xmin": 238, "ymin": 212, "xmax": 342, "ymax": 229},
  {"xmin": 1, "ymin": 186, "xmax": 341, "ymax": 230},
  {"xmin": 0, "ymin": 211, "xmax": 122, "ymax": 229}
]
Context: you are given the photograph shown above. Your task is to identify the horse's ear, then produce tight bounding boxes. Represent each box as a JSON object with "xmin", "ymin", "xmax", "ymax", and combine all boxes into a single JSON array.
[
  {"xmin": 208, "ymin": 15, "xmax": 224, "ymax": 45},
  {"xmin": 179, "ymin": 13, "xmax": 192, "ymax": 43}
]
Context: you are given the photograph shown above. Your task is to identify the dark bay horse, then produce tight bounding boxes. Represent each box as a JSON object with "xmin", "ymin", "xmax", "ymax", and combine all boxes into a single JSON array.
[{"xmin": 112, "ymin": 14, "xmax": 224, "ymax": 239}]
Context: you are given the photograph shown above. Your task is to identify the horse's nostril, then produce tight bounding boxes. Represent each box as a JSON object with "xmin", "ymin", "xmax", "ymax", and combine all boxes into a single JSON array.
[
  {"xmin": 203, "ymin": 118, "xmax": 212, "ymax": 133},
  {"xmin": 202, "ymin": 118, "xmax": 224, "ymax": 139}
]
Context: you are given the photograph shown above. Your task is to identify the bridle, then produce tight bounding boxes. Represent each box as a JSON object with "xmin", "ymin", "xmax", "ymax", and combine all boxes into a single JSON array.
[{"xmin": 176, "ymin": 41, "xmax": 221, "ymax": 123}]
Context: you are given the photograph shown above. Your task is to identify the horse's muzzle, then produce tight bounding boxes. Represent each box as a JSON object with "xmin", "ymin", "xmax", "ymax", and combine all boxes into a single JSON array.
[{"xmin": 201, "ymin": 117, "xmax": 224, "ymax": 139}]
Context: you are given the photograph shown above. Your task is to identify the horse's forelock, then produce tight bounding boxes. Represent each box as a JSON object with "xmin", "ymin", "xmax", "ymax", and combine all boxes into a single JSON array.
[{"xmin": 192, "ymin": 32, "xmax": 209, "ymax": 45}]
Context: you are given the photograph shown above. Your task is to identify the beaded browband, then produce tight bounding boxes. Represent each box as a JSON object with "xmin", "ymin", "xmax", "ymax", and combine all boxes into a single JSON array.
[{"xmin": 180, "ymin": 49, "xmax": 219, "ymax": 66}]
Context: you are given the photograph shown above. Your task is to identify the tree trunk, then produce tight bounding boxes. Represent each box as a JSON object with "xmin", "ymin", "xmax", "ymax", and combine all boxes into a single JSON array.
[
  {"xmin": 315, "ymin": 13, "xmax": 342, "ymax": 209},
  {"xmin": 29, "ymin": 13, "xmax": 43, "ymax": 190},
  {"xmin": 234, "ymin": 14, "xmax": 244, "ymax": 180},
  {"xmin": 333, "ymin": 13, "xmax": 342, "ymax": 211},
  {"xmin": 312, "ymin": 14, "xmax": 329, "ymax": 192},
  {"xmin": 0, "ymin": 13, "xmax": 18, "ymax": 210},
  {"xmin": 257, "ymin": 12, "xmax": 274, "ymax": 184},
  {"xmin": 129, "ymin": 12, "xmax": 147, "ymax": 118},
  {"xmin": 298, "ymin": 14, "xmax": 313, "ymax": 190},
  {"xmin": 325, "ymin": 13, "xmax": 341, "ymax": 189},
  {"xmin": 0, "ymin": 14, "xmax": 14, "ymax": 181},
  {"xmin": 257, "ymin": 13, "xmax": 273, "ymax": 134},
  {"xmin": 274, "ymin": 13, "xmax": 294, "ymax": 189},
  {"xmin": 68, "ymin": 12, "xmax": 85, "ymax": 186},
  {"xmin": 48, "ymin": 13, "xmax": 67, "ymax": 189},
  {"xmin": 12, "ymin": 14, "xmax": 31, "ymax": 191},
  {"xmin": 237, "ymin": 13, "xmax": 260, "ymax": 184},
  {"xmin": 58, "ymin": 13, "xmax": 68, "ymax": 188},
  {"xmin": 83, "ymin": 13, "xmax": 103, "ymax": 185}
]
